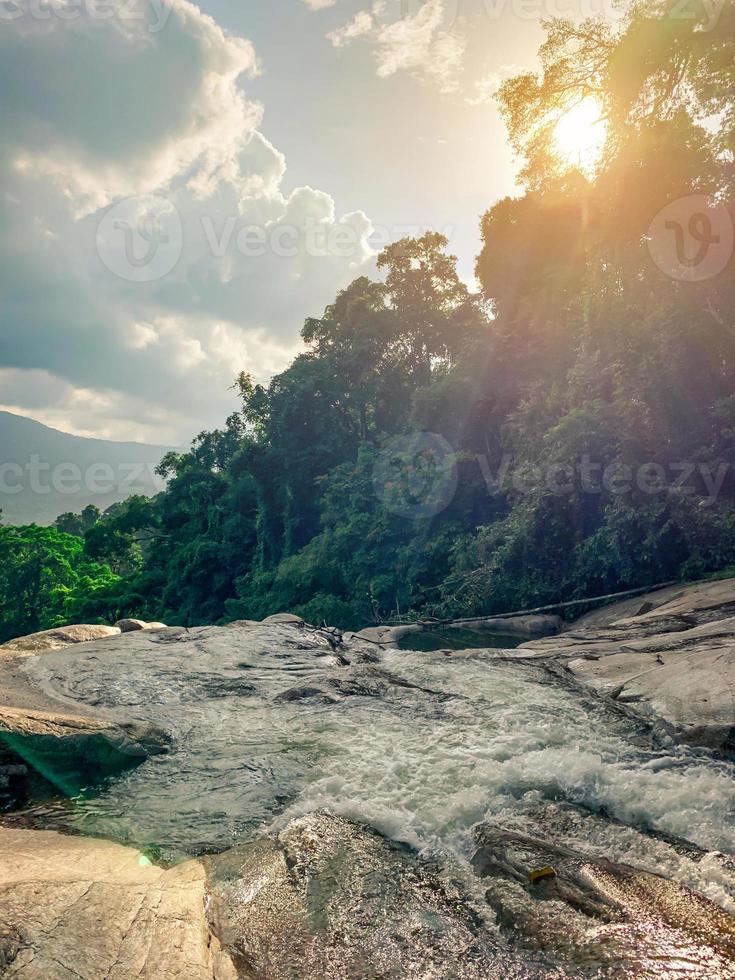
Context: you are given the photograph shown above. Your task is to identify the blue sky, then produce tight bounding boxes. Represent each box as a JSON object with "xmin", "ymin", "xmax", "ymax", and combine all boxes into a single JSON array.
[{"xmin": 0, "ymin": 0, "xmax": 552, "ymax": 444}]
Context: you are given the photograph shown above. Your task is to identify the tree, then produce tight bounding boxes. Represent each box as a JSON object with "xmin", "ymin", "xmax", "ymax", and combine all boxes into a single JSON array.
[
  {"xmin": 54, "ymin": 504, "xmax": 101, "ymax": 538},
  {"xmin": 0, "ymin": 525, "xmax": 119, "ymax": 643}
]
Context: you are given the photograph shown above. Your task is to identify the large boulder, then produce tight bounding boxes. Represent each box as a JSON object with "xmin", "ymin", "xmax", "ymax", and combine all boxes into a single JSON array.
[
  {"xmin": 261, "ymin": 613, "xmax": 305, "ymax": 626},
  {"xmin": 115, "ymin": 619, "xmax": 168, "ymax": 633},
  {"xmin": 1, "ymin": 625, "xmax": 120, "ymax": 657},
  {"xmin": 448, "ymin": 614, "xmax": 562, "ymax": 637},
  {"xmin": 472, "ymin": 821, "xmax": 735, "ymax": 975},
  {"xmin": 0, "ymin": 827, "xmax": 236, "ymax": 979},
  {"xmin": 349, "ymin": 624, "xmax": 422, "ymax": 647},
  {"xmin": 204, "ymin": 813, "xmax": 531, "ymax": 979},
  {"xmin": 0, "ymin": 705, "xmax": 169, "ymax": 796}
]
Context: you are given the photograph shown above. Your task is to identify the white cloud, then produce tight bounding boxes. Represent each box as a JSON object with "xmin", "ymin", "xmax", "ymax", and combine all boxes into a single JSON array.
[
  {"xmin": 328, "ymin": 9, "xmax": 375, "ymax": 46},
  {"xmin": 0, "ymin": 0, "xmax": 377, "ymax": 443},
  {"xmin": 303, "ymin": 0, "xmax": 337, "ymax": 8},
  {"xmin": 328, "ymin": 0, "xmax": 466, "ymax": 95}
]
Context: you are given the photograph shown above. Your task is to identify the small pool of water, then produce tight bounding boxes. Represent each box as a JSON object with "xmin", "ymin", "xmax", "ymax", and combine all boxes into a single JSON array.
[{"xmin": 398, "ymin": 627, "xmax": 527, "ymax": 651}]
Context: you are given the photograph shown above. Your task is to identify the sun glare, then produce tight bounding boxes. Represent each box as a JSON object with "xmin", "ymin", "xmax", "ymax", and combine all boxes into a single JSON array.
[{"xmin": 553, "ymin": 97, "xmax": 607, "ymax": 172}]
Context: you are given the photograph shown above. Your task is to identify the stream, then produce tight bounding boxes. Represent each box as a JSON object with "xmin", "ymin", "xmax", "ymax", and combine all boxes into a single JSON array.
[{"xmin": 5, "ymin": 621, "xmax": 735, "ymax": 976}]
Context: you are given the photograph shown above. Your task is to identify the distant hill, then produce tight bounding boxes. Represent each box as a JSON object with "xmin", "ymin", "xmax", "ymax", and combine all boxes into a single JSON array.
[{"xmin": 0, "ymin": 412, "xmax": 175, "ymax": 526}]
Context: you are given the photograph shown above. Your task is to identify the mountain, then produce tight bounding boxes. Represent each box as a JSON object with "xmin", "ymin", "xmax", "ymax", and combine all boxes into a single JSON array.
[{"xmin": 0, "ymin": 412, "xmax": 174, "ymax": 526}]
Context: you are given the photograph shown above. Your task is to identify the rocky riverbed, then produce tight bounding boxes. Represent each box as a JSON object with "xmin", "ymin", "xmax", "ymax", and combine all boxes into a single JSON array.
[{"xmin": 0, "ymin": 580, "xmax": 734, "ymax": 977}]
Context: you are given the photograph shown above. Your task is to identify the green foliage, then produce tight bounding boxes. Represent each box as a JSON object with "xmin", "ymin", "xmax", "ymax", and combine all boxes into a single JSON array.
[
  {"xmin": 54, "ymin": 504, "xmax": 101, "ymax": 538},
  {"xmin": 0, "ymin": 525, "xmax": 119, "ymax": 642}
]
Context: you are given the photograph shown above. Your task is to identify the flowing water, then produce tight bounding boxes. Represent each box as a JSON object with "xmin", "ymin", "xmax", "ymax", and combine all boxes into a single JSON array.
[{"xmin": 8, "ymin": 622, "xmax": 735, "ymax": 974}]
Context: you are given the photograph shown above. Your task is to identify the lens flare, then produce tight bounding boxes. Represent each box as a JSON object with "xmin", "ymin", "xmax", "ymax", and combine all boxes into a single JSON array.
[{"xmin": 553, "ymin": 97, "xmax": 607, "ymax": 172}]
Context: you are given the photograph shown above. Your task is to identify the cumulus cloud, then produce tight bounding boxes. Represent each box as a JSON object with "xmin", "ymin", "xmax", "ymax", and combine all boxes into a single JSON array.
[
  {"xmin": 0, "ymin": 0, "xmax": 376, "ymax": 442},
  {"xmin": 327, "ymin": 0, "xmax": 466, "ymax": 95}
]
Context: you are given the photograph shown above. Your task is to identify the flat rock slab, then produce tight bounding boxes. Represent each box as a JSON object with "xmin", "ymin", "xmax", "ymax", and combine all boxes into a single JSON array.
[
  {"xmin": 572, "ymin": 578, "xmax": 735, "ymax": 630},
  {"xmin": 0, "ymin": 637, "xmax": 171, "ymax": 798},
  {"xmin": 0, "ymin": 827, "xmax": 236, "ymax": 979},
  {"xmin": 519, "ymin": 579, "xmax": 735, "ymax": 751}
]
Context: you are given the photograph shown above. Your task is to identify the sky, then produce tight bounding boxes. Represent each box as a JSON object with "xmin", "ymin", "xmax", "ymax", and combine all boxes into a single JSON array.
[{"xmin": 0, "ymin": 0, "xmax": 556, "ymax": 445}]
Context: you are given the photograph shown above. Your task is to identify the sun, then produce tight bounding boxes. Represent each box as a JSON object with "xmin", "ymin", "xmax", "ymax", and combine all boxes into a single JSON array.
[{"xmin": 553, "ymin": 97, "xmax": 607, "ymax": 172}]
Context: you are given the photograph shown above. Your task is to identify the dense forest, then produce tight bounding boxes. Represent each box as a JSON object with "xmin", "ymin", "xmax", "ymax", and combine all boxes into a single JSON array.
[{"xmin": 2, "ymin": 1, "xmax": 734, "ymax": 640}]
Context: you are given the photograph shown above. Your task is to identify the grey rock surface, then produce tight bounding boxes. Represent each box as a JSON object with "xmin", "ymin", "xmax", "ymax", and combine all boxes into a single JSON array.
[{"xmin": 519, "ymin": 578, "xmax": 735, "ymax": 750}]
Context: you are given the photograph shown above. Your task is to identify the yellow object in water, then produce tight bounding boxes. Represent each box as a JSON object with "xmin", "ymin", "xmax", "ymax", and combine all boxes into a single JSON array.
[{"xmin": 528, "ymin": 867, "xmax": 556, "ymax": 884}]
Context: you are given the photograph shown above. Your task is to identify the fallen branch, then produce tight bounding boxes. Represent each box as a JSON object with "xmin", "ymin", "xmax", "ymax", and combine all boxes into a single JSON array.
[{"xmin": 384, "ymin": 581, "xmax": 678, "ymax": 630}]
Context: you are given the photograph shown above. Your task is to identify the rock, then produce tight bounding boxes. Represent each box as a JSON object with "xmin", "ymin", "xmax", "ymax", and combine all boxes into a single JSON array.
[
  {"xmin": 115, "ymin": 619, "xmax": 168, "ymax": 633},
  {"xmin": 472, "ymin": 823, "xmax": 735, "ymax": 975},
  {"xmin": 447, "ymin": 614, "xmax": 562, "ymax": 637},
  {"xmin": 273, "ymin": 685, "xmax": 338, "ymax": 704},
  {"xmin": 204, "ymin": 813, "xmax": 530, "ymax": 979},
  {"xmin": 0, "ymin": 827, "xmax": 237, "ymax": 979},
  {"xmin": 0, "ymin": 625, "xmax": 120, "ymax": 657},
  {"xmin": 519, "ymin": 578, "xmax": 735, "ymax": 751},
  {"xmin": 262, "ymin": 613, "xmax": 305, "ymax": 626},
  {"xmin": 115, "ymin": 618, "xmax": 148, "ymax": 632},
  {"xmin": 569, "ymin": 578, "xmax": 735, "ymax": 631},
  {"xmin": 350, "ymin": 624, "xmax": 422, "ymax": 647},
  {"xmin": 0, "ymin": 705, "xmax": 169, "ymax": 796}
]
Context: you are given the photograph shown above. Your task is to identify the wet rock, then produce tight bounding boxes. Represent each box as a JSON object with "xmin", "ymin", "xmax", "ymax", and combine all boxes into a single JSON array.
[
  {"xmin": 472, "ymin": 823, "xmax": 735, "ymax": 977},
  {"xmin": 0, "ymin": 705, "xmax": 169, "ymax": 796},
  {"xmin": 0, "ymin": 827, "xmax": 237, "ymax": 979},
  {"xmin": 204, "ymin": 812, "xmax": 532, "ymax": 979},
  {"xmin": 0, "ymin": 624, "xmax": 120, "ymax": 657},
  {"xmin": 273, "ymin": 685, "xmax": 338, "ymax": 704}
]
